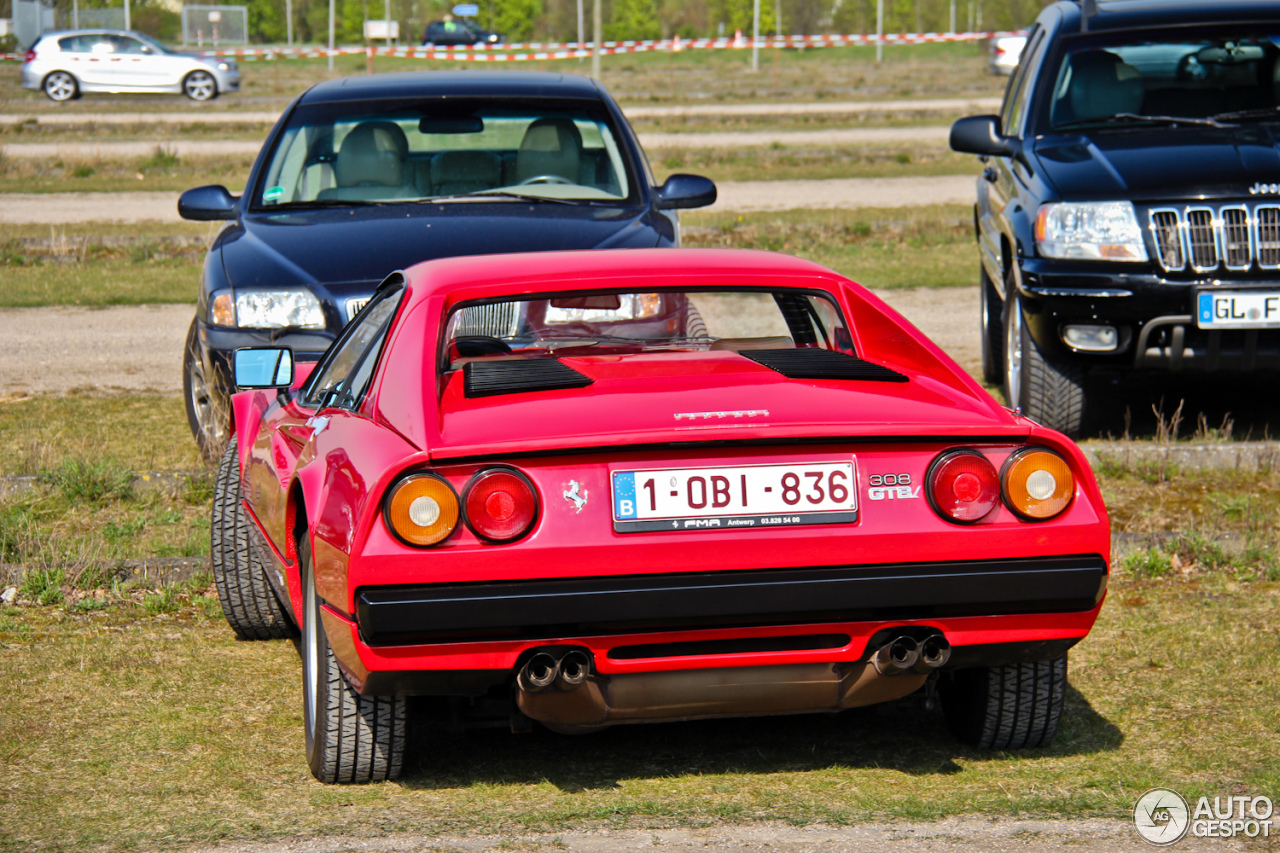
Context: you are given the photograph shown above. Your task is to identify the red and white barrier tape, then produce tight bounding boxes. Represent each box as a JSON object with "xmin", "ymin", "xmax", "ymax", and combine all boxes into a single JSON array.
[{"xmin": 1, "ymin": 31, "xmax": 1019, "ymax": 62}]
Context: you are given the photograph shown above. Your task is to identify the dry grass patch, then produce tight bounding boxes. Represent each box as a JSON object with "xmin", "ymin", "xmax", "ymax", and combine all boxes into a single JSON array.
[
  {"xmin": 683, "ymin": 205, "xmax": 974, "ymax": 289},
  {"xmin": 0, "ymin": 393, "xmax": 203, "ymax": 475}
]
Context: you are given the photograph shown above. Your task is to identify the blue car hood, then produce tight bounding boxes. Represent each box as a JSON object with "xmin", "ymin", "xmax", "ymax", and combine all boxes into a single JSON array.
[
  {"xmin": 218, "ymin": 202, "xmax": 666, "ymax": 292},
  {"xmin": 1035, "ymin": 125, "xmax": 1280, "ymax": 201}
]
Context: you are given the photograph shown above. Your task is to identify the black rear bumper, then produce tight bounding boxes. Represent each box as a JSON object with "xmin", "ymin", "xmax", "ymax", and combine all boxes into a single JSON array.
[{"xmin": 354, "ymin": 555, "xmax": 1108, "ymax": 647}]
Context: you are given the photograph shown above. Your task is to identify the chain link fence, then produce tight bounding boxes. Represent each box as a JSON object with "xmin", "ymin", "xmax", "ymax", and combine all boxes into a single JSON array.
[{"xmin": 181, "ymin": 5, "xmax": 247, "ymax": 45}]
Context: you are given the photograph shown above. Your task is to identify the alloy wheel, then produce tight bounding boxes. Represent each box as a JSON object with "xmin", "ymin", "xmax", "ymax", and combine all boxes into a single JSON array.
[
  {"xmin": 43, "ymin": 72, "xmax": 76, "ymax": 102},
  {"xmin": 1004, "ymin": 295, "xmax": 1024, "ymax": 410},
  {"xmin": 184, "ymin": 71, "xmax": 216, "ymax": 101}
]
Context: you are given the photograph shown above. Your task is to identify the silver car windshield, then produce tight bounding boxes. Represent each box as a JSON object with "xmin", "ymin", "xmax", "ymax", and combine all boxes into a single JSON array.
[{"xmin": 256, "ymin": 100, "xmax": 635, "ymax": 207}]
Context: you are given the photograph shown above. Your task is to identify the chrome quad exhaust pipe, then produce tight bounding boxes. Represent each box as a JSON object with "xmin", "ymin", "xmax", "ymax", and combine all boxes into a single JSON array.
[
  {"xmin": 555, "ymin": 649, "xmax": 591, "ymax": 691},
  {"xmin": 517, "ymin": 648, "xmax": 594, "ymax": 695},
  {"xmin": 873, "ymin": 636, "xmax": 920, "ymax": 675},
  {"xmin": 517, "ymin": 651, "xmax": 561, "ymax": 694},
  {"xmin": 872, "ymin": 632, "xmax": 952, "ymax": 676},
  {"xmin": 913, "ymin": 634, "xmax": 952, "ymax": 673}
]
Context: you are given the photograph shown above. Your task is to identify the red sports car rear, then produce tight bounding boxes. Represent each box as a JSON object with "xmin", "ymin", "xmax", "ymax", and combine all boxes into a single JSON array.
[{"xmin": 213, "ymin": 249, "xmax": 1109, "ymax": 783}]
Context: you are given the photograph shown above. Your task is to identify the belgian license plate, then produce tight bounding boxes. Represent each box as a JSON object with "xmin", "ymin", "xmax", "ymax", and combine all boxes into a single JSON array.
[
  {"xmin": 1196, "ymin": 290, "xmax": 1280, "ymax": 329},
  {"xmin": 611, "ymin": 460, "xmax": 857, "ymax": 533}
]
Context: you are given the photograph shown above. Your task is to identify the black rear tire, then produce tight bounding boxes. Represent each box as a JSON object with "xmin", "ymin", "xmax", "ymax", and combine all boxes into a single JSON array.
[
  {"xmin": 301, "ymin": 536, "xmax": 406, "ymax": 783},
  {"xmin": 1004, "ymin": 286, "xmax": 1087, "ymax": 436},
  {"xmin": 211, "ymin": 443, "xmax": 295, "ymax": 640},
  {"xmin": 941, "ymin": 655, "xmax": 1067, "ymax": 750}
]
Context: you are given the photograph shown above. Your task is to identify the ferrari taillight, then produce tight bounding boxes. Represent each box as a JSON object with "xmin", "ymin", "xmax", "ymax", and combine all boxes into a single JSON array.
[
  {"xmin": 463, "ymin": 467, "xmax": 539, "ymax": 543},
  {"xmin": 926, "ymin": 450, "xmax": 1000, "ymax": 523},
  {"xmin": 1002, "ymin": 448, "xmax": 1074, "ymax": 520},
  {"xmin": 384, "ymin": 474, "xmax": 460, "ymax": 547}
]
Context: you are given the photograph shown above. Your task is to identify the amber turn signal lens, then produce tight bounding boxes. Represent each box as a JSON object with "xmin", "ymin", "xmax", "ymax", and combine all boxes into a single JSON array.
[
  {"xmin": 1002, "ymin": 449, "xmax": 1074, "ymax": 520},
  {"xmin": 385, "ymin": 474, "xmax": 459, "ymax": 546}
]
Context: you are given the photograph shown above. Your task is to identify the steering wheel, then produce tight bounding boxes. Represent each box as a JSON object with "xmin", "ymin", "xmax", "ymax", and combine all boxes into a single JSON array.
[{"xmin": 518, "ymin": 174, "xmax": 575, "ymax": 186}]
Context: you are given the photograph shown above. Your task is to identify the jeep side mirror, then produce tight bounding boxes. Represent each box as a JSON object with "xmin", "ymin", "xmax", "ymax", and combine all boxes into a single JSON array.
[
  {"xmin": 178, "ymin": 184, "xmax": 239, "ymax": 221},
  {"xmin": 950, "ymin": 115, "xmax": 1018, "ymax": 157}
]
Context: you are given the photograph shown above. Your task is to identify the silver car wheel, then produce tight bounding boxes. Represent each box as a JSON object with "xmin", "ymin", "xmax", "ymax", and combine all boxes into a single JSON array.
[
  {"xmin": 302, "ymin": 560, "xmax": 319, "ymax": 744},
  {"xmin": 184, "ymin": 70, "xmax": 217, "ymax": 102},
  {"xmin": 43, "ymin": 71, "xmax": 77, "ymax": 102},
  {"xmin": 1004, "ymin": 292, "xmax": 1024, "ymax": 410}
]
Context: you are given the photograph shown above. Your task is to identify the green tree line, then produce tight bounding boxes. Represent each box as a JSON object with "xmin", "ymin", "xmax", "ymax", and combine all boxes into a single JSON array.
[{"xmin": 6, "ymin": 0, "xmax": 1049, "ymax": 46}]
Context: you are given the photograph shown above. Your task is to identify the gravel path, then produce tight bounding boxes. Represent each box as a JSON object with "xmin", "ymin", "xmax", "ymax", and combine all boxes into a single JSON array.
[
  {"xmin": 186, "ymin": 818, "xmax": 1253, "ymax": 853},
  {"xmin": 0, "ymin": 287, "xmax": 979, "ymax": 396},
  {"xmin": 0, "ymin": 175, "xmax": 975, "ymax": 224},
  {"xmin": 0, "ymin": 97, "xmax": 999, "ymax": 125}
]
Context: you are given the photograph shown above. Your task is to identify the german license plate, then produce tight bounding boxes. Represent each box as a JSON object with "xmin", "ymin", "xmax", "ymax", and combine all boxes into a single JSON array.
[
  {"xmin": 1196, "ymin": 290, "xmax": 1280, "ymax": 329},
  {"xmin": 611, "ymin": 460, "xmax": 857, "ymax": 533}
]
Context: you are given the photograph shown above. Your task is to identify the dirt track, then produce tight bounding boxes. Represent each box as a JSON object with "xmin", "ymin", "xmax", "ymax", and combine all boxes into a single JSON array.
[
  {"xmin": 189, "ymin": 818, "xmax": 1255, "ymax": 853},
  {"xmin": 0, "ymin": 175, "xmax": 974, "ymax": 224}
]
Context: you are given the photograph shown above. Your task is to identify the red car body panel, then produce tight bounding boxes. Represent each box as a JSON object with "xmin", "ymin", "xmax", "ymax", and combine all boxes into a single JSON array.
[{"xmin": 231, "ymin": 248, "xmax": 1110, "ymax": 714}]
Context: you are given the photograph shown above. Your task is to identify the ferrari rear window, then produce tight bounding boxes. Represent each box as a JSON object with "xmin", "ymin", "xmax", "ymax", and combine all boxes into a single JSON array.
[{"xmin": 444, "ymin": 290, "xmax": 852, "ymax": 368}]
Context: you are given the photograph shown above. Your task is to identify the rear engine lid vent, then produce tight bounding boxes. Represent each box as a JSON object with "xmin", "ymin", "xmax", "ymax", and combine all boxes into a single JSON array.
[
  {"xmin": 739, "ymin": 348, "xmax": 908, "ymax": 382},
  {"xmin": 463, "ymin": 358, "xmax": 594, "ymax": 398}
]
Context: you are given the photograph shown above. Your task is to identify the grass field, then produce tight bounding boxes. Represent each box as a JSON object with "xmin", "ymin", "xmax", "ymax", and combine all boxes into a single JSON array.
[
  {"xmin": 0, "ymin": 142, "xmax": 974, "ymax": 193},
  {"xmin": 0, "ymin": 560, "xmax": 1275, "ymax": 852},
  {"xmin": 0, "ymin": 206, "xmax": 975, "ymax": 308},
  {"xmin": 0, "ymin": 41, "xmax": 1005, "ymax": 113}
]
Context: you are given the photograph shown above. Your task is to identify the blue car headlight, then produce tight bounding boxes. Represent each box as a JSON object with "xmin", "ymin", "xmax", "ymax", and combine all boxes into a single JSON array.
[{"xmin": 210, "ymin": 289, "xmax": 326, "ymax": 329}]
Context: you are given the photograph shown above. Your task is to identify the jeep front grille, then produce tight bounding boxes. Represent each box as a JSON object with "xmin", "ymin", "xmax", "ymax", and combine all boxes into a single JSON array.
[{"xmin": 1150, "ymin": 204, "xmax": 1280, "ymax": 272}]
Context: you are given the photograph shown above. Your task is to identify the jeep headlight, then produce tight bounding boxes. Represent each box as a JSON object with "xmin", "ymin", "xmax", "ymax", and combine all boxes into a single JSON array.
[
  {"xmin": 1035, "ymin": 201, "xmax": 1148, "ymax": 262},
  {"xmin": 210, "ymin": 289, "xmax": 326, "ymax": 329}
]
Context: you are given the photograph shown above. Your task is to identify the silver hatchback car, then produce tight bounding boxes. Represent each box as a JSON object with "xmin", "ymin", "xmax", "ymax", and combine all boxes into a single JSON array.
[{"xmin": 21, "ymin": 29, "xmax": 240, "ymax": 102}]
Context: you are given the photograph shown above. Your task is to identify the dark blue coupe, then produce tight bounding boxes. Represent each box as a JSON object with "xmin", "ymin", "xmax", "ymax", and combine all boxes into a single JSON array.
[{"xmin": 178, "ymin": 70, "xmax": 716, "ymax": 458}]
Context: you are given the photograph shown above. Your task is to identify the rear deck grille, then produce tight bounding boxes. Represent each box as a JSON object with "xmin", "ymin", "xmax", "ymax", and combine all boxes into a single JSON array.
[{"xmin": 1149, "ymin": 204, "xmax": 1280, "ymax": 272}]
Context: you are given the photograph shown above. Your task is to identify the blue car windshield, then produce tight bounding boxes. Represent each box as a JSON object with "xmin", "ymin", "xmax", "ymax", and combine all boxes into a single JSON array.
[{"xmin": 255, "ymin": 99, "xmax": 636, "ymax": 207}]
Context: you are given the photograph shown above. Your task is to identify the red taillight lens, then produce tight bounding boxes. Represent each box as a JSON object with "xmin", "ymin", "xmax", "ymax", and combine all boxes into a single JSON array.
[
  {"xmin": 24, "ymin": 49, "xmax": 37, "ymax": 64},
  {"xmin": 463, "ymin": 468, "xmax": 538, "ymax": 542},
  {"xmin": 927, "ymin": 450, "xmax": 1000, "ymax": 523}
]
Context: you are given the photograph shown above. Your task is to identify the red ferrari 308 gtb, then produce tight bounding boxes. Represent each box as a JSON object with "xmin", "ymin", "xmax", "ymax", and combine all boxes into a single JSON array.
[{"xmin": 212, "ymin": 248, "xmax": 1109, "ymax": 783}]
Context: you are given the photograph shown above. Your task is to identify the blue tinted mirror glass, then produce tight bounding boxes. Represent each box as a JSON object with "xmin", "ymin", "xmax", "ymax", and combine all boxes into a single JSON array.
[{"xmin": 235, "ymin": 347, "xmax": 294, "ymax": 388}]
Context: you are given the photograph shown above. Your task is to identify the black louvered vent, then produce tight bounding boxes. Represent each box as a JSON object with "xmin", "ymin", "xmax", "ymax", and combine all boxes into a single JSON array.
[
  {"xmin": 463, "ymin": 358, "xmax": 594, "ymax": 398},
  {"xmin": 739, "ymin": 349, "xmax": 908, "ymax": 382}
]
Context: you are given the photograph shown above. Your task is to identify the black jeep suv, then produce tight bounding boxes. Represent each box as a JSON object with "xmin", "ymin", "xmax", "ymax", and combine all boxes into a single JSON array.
[{"xmin": 952, "ymin": 0, "xmax": 1280, "ymax": 435}]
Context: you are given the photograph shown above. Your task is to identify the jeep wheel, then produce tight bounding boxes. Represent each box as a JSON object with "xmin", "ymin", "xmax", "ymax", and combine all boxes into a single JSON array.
[
  {"xmin": 979, "ymin": 265, "xmax": 1003, "ymax": 386},
  {"xmin": 941, "ymin": 655, "xmax": 1067, "ymax": 749},
  {"xmin": 211, "ymin": 443, "xmax": 295, "ymax": 640},
  {"xmin": 1004, "ymin": 286, "xmax": 1087, "ymax": 436},
  {"xmin": 183, "ymin": 318, "xmax": 230, "ymax": 463},
  {"xmin": 301, "ymin": 535, "xmax": 406, "ymax": 783}
]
